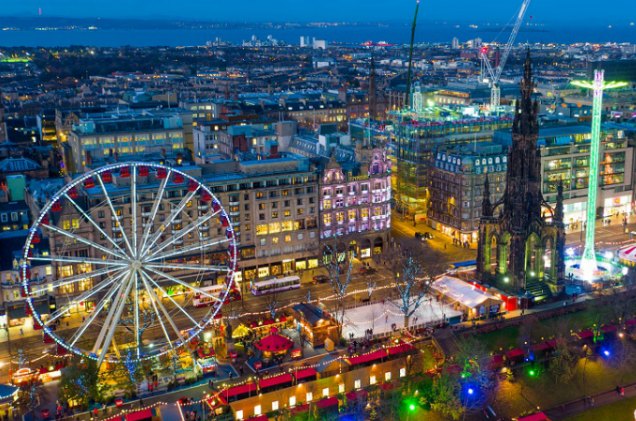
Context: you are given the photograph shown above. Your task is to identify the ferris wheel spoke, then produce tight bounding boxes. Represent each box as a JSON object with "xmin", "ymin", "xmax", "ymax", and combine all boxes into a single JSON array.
[
  {"xmin": 29, "ymin": 255, "xmax": 128, "ymax": 267},
  {"xmin": 132, "ymin": 164, "xmax": 138, "ymax": 257},
  {"xmin": 141, "ymin": 270, "xmax": 204, "ymax": 330},
  {"xmin": 41, "ymin": 223, "xmax": 127, "ymax": 261},
  {"xmin": 97, "ymin": 172, "xmax": 135, "ymax": 257},
  {"xmin": 143, "ymin": 210, "xmax": 220, "ymax": 260},
  {"xmin": 139, "ymin": 170, "xmax": 171, "ymax": 256},
  {"xmin": 31, "ymin": 266, "xmax": 121, "ymax": 296},
  {"xmin": 63, "ymin": 193, "xmax": 128, "ymax": 257},
  {"xmin": 145, "ymin": 262, "xmax": 228, "ymax": 273},
  {"xmin": 144, "ymin": 266, "xmax": 223, "ymax": 303},
  {"xmin": 138, "ymin": 271, "xmax": 177, "ymax": 351},
  {"xmin": 133, "ymin": 271, "xmax": 141, "ymax": 359},
  {"xmin": 145, "ymin": 238, "xmax": 230, "ymax": 263},
  {"xmin": 140, "ymin": 187, "xmax": 200, "ymax": 257},
  {"xmin": 138, "ymin": 270, "xmax": 187, "ymax": 344},
  {"xmin": 68, "ymin": 276, "xmax": 123, "ymax": 347},
  {"xmin": 45, "ymin": 270, "xmax": 127, "ymax": 325},
  {"xmin": 95, "ymin": 272, "xmax": 135, "ymax": 366}
]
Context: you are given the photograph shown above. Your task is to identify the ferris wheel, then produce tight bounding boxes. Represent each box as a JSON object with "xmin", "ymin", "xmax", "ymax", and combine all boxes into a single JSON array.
[{"xmin": 21, "ymin": 162, "xmax": 238, "ymax": 366}]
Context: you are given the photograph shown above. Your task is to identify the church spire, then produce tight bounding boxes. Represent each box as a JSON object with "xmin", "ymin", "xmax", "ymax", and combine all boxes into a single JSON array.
[
  {"xmin": 482, "ymin": 176, "xmax": 493, "ymax": 217},
  {"xmin": 513, "ymin": 49, "xmax": 538, "ymax": 137},
  {"xmin": 554, "ymin": 178, "xmax": 564, "ymax": 224}
]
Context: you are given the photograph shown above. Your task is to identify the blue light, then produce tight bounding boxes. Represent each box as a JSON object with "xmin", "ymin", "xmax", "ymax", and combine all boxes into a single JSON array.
[
  {"xmin": 603, "ymin": 350, "xmax": 610, "ymax": 357},
  {"xmin": 467, "ymin": 388, "xmax": 474, "ymax": 395}
]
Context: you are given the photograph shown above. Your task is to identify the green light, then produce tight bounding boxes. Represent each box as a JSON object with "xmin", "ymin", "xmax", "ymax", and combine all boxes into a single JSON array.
[
  {"xmin": 528, "ymin": 369, "xmax": 537, "ymax": 377},
  {"xmin": 409, "ymin": 403, "xmax": 416, "ymax": 412},
  {"xmin": 571, "ymin": 71, "xmax": 627, "ymax": 281}
]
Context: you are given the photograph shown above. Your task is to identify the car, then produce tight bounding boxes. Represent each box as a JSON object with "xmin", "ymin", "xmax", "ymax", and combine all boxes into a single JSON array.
[
  {"xmin": 415, "ymin": 231, "xmax": 433, "ymax": 240},
  {"xmin": 312, "ymin": 275, "xmax": 330, "ymax": 284}
]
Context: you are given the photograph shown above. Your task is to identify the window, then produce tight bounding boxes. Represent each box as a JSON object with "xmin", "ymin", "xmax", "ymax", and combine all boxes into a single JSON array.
[
  {"xmin": 71, "ymin": 218, "xmax": 80, "ymax": 229},
  {"xmin": 284, "ymin": 210, "xmax": 291, "ymax": 217},
  {"xmin": 322, "ymin": 387, "xmax": 329, "ymax": 397},
  {"xmin": 62, "ymin": 220, "xmax": 71, "ymax": 230},
  {"xmin": 259, "ymin": 203, "xmax": 266, "ymax": 210},
  {"xmin": 254, "ymin": 405, "xmax": 261, "ymax": 416},
  {"xmin": 268, "ymin": 222, "xmax": 281, "ymax": 234},
  {"xmin": 284, "ymin": 200, "xmax": 290, "ymax": 207},
  {"xmin": 259, "ymin": 213, "xmax": 265, "ymax": 221},
  {"xmin": 271, "ymin": 401, "xmax": 279, "ymax": 411},
  {"xmin": 385, "ymin": 372, "xmax": 392, "ymax": 381},
  {"xmin": 338, "ymin": 384, "xmax": 345, "ymax": 394},
  {"xmin": 297, "ymin": 208, "xmax": 304, "ymax": 216},
  {"xmin": 0, "ymin": 214, "xmax": 6, "ymax": 223},
  {"xmin": 236, "ymin": 410, "xmax": 243, "ymax": 420},
  {"xmin": 284, "ymin": 235, "xmax": 292, "ymax": 243},
  {"xmin": 289, "ymin": 396, "xmax": 296, "ymax": 407},
  {"xmin": 272, "ymin": 211, "xmax": 279, "ymax": 219},
  {"xmin": 370, "ymin": 375, "xmax": 376, "ymax": 385},
  {"xmin": 272, "ymin": 237, "xmax": 279, "ymax": 244},
  {"xmin": 306, "ymin": 392, "xmax": 313, "ymax": 402},
  {"xmin": 354, "ymin": 379, "xmax": 361, "ymax": 389},
  {"xmin": 297, "ymin": 198, "xmax": 303, "ymax": 206},
  {"xmin": 400, "ymin": 368, "xmax": 406, "ymax": 378}
]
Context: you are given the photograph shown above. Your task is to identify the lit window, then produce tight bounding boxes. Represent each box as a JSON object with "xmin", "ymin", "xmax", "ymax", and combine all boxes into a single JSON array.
[
  {"xmin": 338, "ymin": 384, "xmax": 345, "ymax": 393},
  {"xmin": 236, "ymin": 410, "xmax": 243, "ymax": 420},
  {"xmin": 385, "ymin": 372, "xmax": 392, "ymax": 381},
  {"xmin": 272, "ymin": 401, "xmax": 279, "ymax": 411},
  {"xmin": 289, "ymin": 396, "xmax": 296, "ymax": 407},
  {"xmin": 400, "ymin": 368, "xmax": 406, "ymax": 378},
  {"xmin": 354, "ymin": 379, "xmax": 361, "ymax": 389},
  {"xmin": 306, "ymin": 392, "xmax": 313, "ymax": 402},
  {"xmin": 284, "ymin": 235, "xmax": 292, "ymax": 243},
  {"xmin": 254, "ymin": 405, "xmax": 261, "ymax": 416},
  {"xmin": 71, "ymin": 218, "xmax": 80, "ymax": 229},
  {"xmin": 62, "ymin": 220, "xmax": 71, "ymax": 230},
  {"xmin": 322, "ymin": 387, "xmax": 329, "ymax": 397},
  {"xmin": 272, "ymin": 237, "xmax": 279, "ymax": 244},
  {"xmin": 370, "ymin": 375, "xmax": 376, "ymax": 385}
]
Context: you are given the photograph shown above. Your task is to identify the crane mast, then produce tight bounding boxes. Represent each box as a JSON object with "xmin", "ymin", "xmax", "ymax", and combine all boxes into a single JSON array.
[
  {"xmin": 481, "ymin": 0, "xmax": 532, "ymax": 110},
  {"xmin": 404, "ymin": 0, "xmax": 421, "ymax": 108}
]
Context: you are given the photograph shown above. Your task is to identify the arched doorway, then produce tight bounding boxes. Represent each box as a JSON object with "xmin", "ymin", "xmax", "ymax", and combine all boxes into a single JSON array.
[{"xmin": 373, "ymin": 237, "xmax": 384, "ymax": 255}]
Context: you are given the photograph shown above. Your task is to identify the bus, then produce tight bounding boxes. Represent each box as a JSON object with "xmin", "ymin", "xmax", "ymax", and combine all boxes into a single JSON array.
[
  {"xmin": 250, "ymin": 276, "xmax": 301, "ymax": 296},
  {"xmin": 193, "ymin": 284, "xmax": 241, "ymax": 308}
]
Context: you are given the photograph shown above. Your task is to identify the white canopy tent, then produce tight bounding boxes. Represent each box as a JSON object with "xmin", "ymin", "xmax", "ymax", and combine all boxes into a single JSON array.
[{"xmin": 431, "ymin": 275, "xmax": 503, "ymax": 317}]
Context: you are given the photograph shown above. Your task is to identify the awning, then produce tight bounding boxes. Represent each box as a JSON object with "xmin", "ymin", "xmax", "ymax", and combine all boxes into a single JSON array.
[
  {"xmin": 125, "ymin": 408, "xmax": 153, "ymax": 421},
  {"xmin": 220, "ymin": 383, "xmax": 256, "ymax": 400},
  {"xmin": 489, "ymin": 354, "xmax": 504, "ymax": 369},
  {"xmin": 246, "ymin": 415, "xmax": 268, "ymax": 421},
  {"xmin": 517, "ymin": 412, "xmax": 549, "ymax": 421},
  {"xmin": 290, "ymin": 404, "xmax": 309, "ymax": 414},
  {"xmin": 316, "ymin": 396, "xmax": 338, "ymax": 410},
  {"xmin": 387, "ymin": 342, "xmax": 415, "ymax": 356},
  {"xmin": 505, "ymin": 348, "xmax": 525, "ymax": 360},
  {"xmin": 345, "ymin": 389, "xmax": 368, "ymax": 401},
  {"xmin": 601, "ymin": 324, "xmax": 617, "ymax": 334},
  {"xmin": 293, "ymin": 367, "xmax": 317, "ymax": 382},
  {"xmin": 577, "ymin": 329, "xmax": 594, "ymax": 340},
  {"xmin": 532, "ymin": 340, "xmax": 556, "ymax": 353},
  {"xmin": 346, "ymin": 349, "xmax": 386, "ymax": 366},
  {"xmin": 626, "ymin": 318, "xmax": 636, "ymax": 327},
  {"xmin": 259, "ymin": 373, "xmax": 293, "ymax": 390},
  {"xmin": 7, "ymin": 304, "xmax": 26, "ymax": 319}
]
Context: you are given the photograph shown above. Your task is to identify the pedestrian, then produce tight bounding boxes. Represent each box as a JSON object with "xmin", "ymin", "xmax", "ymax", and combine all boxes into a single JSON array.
[{"xmin": 19, "ymin": 328, "xmax": 23, "ymax": 336}]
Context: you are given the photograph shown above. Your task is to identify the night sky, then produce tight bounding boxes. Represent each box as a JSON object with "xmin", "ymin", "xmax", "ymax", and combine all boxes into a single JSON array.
[{"xmin": 3, "ymin": 0, "xmax": 636, "ymax": 24}]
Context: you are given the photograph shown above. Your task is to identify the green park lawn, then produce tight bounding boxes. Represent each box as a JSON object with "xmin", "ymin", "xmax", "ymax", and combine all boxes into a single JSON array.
[{"xmin": 563, "ymin": 396, "xmax": 636, "ymax": 421}]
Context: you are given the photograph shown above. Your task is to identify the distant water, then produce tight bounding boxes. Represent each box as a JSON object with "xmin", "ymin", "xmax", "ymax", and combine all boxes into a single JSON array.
[{"xmin": 0, "ymin": 22, "xmax": 635, "ymax": 47}]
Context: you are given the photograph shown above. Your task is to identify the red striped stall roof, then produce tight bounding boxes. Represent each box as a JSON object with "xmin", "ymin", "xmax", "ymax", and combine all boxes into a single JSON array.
[
  {"xmin": 387, "ymin": 342, "xmax": 415, "ymax": 356},
  {"xmin": 125, "ymin": 409, "xmax": 153, "ymax": 421},
  {"xmin": 259, "ymin": 373, "xmax": 293, "ymax": 390},
  {"xmin": 220, "ymin": 383, "xmax": 256, "ymax": 400},
  {"xmin": 578, "ymin": 329, "xmax": 594, "ymax": 340},
  {"xmin": 316, "ymin": 396, "xmax": 339, "ymax": 409},
  {"xmin": 293, "ymin": 367, "xmax": 318, "ymax": 381},
  {"xmin": 291, "ymin": 404, "xmax": 309, "ymax": 414},
  {"xmin": 505, "ymin": 348, "xmax": 525, "ymax": 359},
  {"xmin": 346, "ymin": 349, "xmax": 386, "ymax": 366},
  {"xmin": 517, "ymin": 412, "xmax": 549, "ymax": 421},
  {"xmin": 601, "ymin": 324, "xmax": 617, "ymax": 333},
  {"xmin": 246, "ymin": 415, "xmax": 268, "ymax": 421},
  {"xmin": 626, "ymin": 318, "xmax": 636, "ymax": 326}
]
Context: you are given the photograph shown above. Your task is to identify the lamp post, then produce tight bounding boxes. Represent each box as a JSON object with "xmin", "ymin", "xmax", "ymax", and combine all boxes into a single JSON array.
[{"xmin": 571, "ymin": 71, "xmax": 627, "ymax": 281}]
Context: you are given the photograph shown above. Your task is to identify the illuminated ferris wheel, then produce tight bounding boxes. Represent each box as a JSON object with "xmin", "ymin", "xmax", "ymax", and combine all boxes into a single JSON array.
[{"xmin": 22, "ymin": 162, "xmax": 238, "ymax": 366}]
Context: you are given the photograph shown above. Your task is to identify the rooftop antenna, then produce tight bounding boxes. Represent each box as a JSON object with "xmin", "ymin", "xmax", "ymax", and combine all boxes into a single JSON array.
[{"xmin": 404, "ymin": 0, "xmax": 421, "ymax": 108}]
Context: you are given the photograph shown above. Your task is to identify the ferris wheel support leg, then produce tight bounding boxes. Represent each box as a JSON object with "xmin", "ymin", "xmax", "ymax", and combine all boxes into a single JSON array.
[
  {"xmin": 139, "ymin": 271, "xmax": 176, "ymax": 351},
  {"xmin": 96, "ymin": 273, "xmax": 135, "ymax": 367}
]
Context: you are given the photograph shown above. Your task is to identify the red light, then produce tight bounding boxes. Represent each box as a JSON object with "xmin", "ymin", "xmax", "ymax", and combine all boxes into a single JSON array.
[{"xmin": 481, "ymin": 47, "xmax": 489, "ymax": 54}]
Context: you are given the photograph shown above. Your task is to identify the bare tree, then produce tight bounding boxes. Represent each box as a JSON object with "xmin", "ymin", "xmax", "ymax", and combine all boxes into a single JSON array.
[
  {"xmin": 392, "ymin": 249, "xmax": 429, "ymax": 329},
  {"xmin": 323, "ymin": 240, "xmax": 354, "ymax": 340}
]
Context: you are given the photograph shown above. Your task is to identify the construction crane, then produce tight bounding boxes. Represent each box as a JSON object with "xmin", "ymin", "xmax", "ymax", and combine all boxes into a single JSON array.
[
  {"xmin": 404, "ymin": 0, "xmax": 421, "ymax": 108},
  {"xmin": 480, "ymin": 0, "xmax": 532, "ymax": 109}
]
